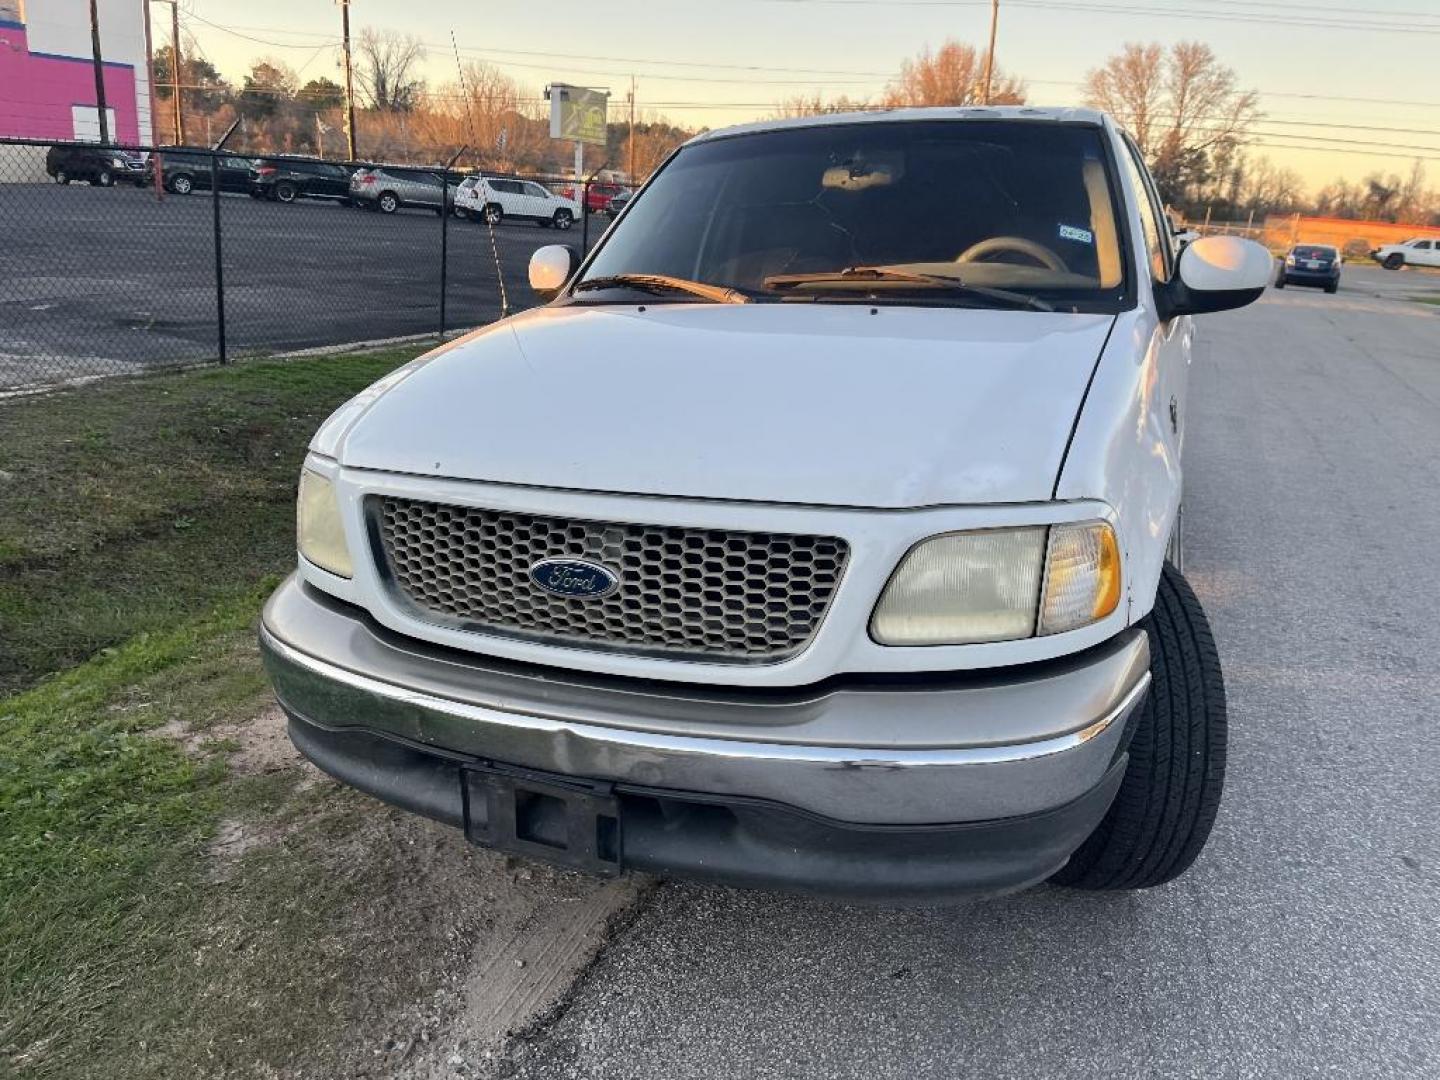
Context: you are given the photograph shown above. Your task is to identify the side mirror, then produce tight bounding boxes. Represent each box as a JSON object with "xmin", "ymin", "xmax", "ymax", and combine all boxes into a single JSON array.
[
  {"xmin": 1157, "ymin": 236, "xmax": 1271, "ymax": 320},
  {"xmin": 528, "ymin": 245, "xmax": 581, "ymax": 303}
]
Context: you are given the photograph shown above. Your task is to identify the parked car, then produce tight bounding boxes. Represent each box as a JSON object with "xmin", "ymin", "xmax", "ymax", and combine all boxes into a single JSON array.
[
  {"xmin": 603, "ymin": 189, "xmax": 633, "ymax": 217},
  {"xmin": 348, "ymin": 166, "xmax": 463, "ymax": 214},
  {"xmin": 454, "ymin": 175, "xmax": 580, "ymax": 229},
  {"xmin": 45, "ymin": 144, "xmax": 146, "ymax": 187},
  {"xmin": 1275, "ymin": 243, "xmax": 1341, "ymax": 292},
  {"xmin": 146, "ymin": 147, "xmax": 254, "ymax": 195},
  {"xmin": 249, "ymin": 157, "xmax": 354, "ymax": 204},
  {"xmin": 560, "ymin": 181, "xmax": 630, "ymax": 215},
  {"xmin": 261, "ymin": 107, "xmax": 1271, "ymax": 903},
  {"xmin": 1370, "ymin": 236, "xmax": 1440, "ymax": 270}
]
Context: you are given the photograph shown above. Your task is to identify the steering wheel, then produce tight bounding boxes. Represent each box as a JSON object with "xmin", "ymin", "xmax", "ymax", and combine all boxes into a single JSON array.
[{"xmin": 956, "ymin": 236, "xmax": 1069, "ymax": 273}]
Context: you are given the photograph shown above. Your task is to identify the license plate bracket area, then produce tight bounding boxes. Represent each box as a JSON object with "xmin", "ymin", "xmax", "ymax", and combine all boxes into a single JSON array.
[{"xmin": 461, "ymin": 762, "xmax": 623, "ymax": 875}]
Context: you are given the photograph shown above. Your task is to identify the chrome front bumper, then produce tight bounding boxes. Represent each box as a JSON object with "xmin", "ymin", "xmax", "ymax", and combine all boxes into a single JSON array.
[{"xmin": 260, "ymin": 575, "xmax": 1150, "ymax": 827}]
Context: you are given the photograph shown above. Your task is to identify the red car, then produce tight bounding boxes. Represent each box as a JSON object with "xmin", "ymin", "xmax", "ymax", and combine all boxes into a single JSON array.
[{"xmin": 561, "ymin": 181, "xmax": 631, "ymax": 214}]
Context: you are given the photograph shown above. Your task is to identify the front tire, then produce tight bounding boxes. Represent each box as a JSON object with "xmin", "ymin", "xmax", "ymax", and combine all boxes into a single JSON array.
[
  {"xmin": 552, "ymin": 209, "xmax": 574, "ymax": 231},
  {"xmin": 54, "ymin": 170, "xmax": 70, "ymax": 185},
  {"xmin": 1384, "ymin": 253, "xmax": 1404, "ymax": 270},
  {"xmin": 483, "ymin": 204, "xmax": 503, "ymax": 226},
  {"xmin": 94, "ymin": 170, "xmax": 114, "ymax": 187},
  {"xmin": 1052, "ymin": 563, "xmax": 1227, "ymax": 891}
]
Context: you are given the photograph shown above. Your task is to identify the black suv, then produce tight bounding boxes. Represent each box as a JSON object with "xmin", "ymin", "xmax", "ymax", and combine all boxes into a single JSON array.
[
  {"xmin": 146, "ymin": 148, "xmax": 254, "ymax": 195},
  {"xmin": 46, "ymin": 144, "xmax": 146, "ymax": 187},
  {"xmin": 249, "ymin": 158, "xmax": 354, "ymax": 204}
]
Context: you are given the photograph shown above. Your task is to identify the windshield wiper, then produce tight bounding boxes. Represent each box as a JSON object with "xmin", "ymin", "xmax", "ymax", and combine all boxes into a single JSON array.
[
  {"xmin": 574, "ymin": 274, "xmax": 750, "ymax": 304},
  {"xmin": 763, "ymin": 267, "xmax": 1054, "ymax": 312}
]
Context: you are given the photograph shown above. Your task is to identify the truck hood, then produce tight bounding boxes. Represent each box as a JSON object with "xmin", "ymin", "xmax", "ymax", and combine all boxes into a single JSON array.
[{"xmin": 331, "ymin": 303, "xmax": 1114, "ymax": 509}]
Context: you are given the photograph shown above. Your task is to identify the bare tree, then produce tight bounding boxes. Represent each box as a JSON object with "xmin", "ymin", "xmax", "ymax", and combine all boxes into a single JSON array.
[
  {"xmin": 772, "ymin": 93, "xmax": 870, "ymax": 118},
  {"xmin": 355, "ymin": 28, "xmax": 425, "ymax": 112},
  {"xmin": 880, "ymin": 41, "xmax": 1025, "ymax": 108},
  {"xmin": 1083, "ymin": 41, "xmax": 1259, "ymax": 204},
  {"xmin": 1083, "ymin": 43, "xmax": 1165, "ymax": 154}
]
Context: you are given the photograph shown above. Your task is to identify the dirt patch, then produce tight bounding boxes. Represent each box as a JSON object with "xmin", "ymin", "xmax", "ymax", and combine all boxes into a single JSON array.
[
  {"xmin": 154, "ymin": 702, "xmax": 329, "ymax": 872},
  {"xmin": 144, "ymin": 698, "xmax": 652, "ymax": 1079},
  {"xmin": 156, "ymin": 703, "xmax": 303, "ymax": 779}
]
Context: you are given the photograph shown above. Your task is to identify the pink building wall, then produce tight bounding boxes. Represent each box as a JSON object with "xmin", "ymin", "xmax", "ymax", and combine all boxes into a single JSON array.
[{"xmin": 0, "ymin": 19, "xmax": 140, "ymax": 143}]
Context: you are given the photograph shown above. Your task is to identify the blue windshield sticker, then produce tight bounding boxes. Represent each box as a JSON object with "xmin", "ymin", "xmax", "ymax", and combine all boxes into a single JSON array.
[{"xmin": 1059, "ymin": 224, "xmax": 1094, "ymax": 245}]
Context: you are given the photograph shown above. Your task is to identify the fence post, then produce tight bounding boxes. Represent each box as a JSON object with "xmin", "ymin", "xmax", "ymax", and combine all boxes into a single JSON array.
[
  {"xmin": 439, "ymin": 171, "xmax": 449, "ymax": 338},
  {"xmin": 581, "ymin": 178, "xmax": 591, "ymax": 254},
  {"xmin": 211, "ymin": 152, "xmax": 227, "ymax": 364},
  {"xmin": 438, "ymin": 148, "xmax": 467, "ymax": 339}
]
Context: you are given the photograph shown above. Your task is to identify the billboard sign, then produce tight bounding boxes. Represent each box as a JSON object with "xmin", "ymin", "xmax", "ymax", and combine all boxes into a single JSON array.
[{"xmin": 548, "ymin": 84, "xmax": 608, "ymax": 147}]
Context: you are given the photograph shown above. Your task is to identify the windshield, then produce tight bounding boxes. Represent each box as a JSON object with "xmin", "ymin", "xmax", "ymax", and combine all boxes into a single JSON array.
[{"xmin": 578, "ymin": 120, "xmax": 1128, "ymax": 310}]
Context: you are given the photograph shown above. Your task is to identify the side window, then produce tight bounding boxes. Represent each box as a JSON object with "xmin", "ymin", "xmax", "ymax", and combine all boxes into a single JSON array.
[
  {"xmin": 1416, "ymin": 240, "xmax": 1432, "ymax": 250},
  {"xmin": 524, "ymin": 182, "xmax": 549, "ymax": 198},
  {"xmin": 1119, "ymin": 136, "xmax": 1172, "ymax": 282}
]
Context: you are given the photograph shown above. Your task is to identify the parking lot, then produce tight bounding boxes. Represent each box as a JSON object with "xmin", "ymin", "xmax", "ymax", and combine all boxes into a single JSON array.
[{"xmin": 0, "ymin": 183, "xmax": 591, "ymax": 390}]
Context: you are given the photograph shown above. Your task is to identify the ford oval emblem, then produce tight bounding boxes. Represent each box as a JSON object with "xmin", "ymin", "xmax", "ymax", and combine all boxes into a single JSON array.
[{"xmin": 529, "ymin": 558, "xmax": 620, "ymax": 599}]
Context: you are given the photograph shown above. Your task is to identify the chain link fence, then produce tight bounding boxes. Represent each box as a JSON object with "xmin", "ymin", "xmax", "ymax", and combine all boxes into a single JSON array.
[{"xmin": 0, "ymin": 138, "xmax": 615, "ymax": 394}]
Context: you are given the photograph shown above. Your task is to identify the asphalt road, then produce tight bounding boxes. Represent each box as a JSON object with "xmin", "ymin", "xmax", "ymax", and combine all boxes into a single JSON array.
[
  {"xmin": 485, "ymin": 286, "xmax": 1440, "ymax": 1078},
  {"xmin": 0, "ymin": 182, "xmax": 594, "ymax": 391}
]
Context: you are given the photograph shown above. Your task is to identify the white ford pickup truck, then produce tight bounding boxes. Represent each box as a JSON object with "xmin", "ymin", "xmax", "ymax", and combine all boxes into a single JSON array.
[{"xmin": 261, "ymin": 107, "xmax": 1271, "ymax": 902}]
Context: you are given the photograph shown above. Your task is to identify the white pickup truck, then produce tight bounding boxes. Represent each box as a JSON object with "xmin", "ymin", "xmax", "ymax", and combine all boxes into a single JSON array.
[
  {"xmin": 1371, "ymin": 236, "xmax": 1440, "ymax": 270},
  {"xmin": 261, "ymin": 107, "xmax": 1271, "ymax": 902}
]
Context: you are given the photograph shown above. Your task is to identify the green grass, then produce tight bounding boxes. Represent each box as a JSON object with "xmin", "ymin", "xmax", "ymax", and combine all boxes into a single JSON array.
[
  {"xmin": 0, "ymin": 349, "xmax": 438, "ymax": 1075},
  {"xmin": 1409, "ymin": 294, "xmax": 1440, "ymax": 306},
  {"xmin": 0, "ymin": 351, "xmax": 417, "ymax": 696}
]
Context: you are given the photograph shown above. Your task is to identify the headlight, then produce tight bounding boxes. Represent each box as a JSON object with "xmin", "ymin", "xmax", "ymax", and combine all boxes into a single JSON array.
[
  {"xmin": 296, "ymin": 468, "xmax": 353, "ymax": 578},
  {"xmin": 1285, "ymin": 255, "xmax": 1296, "ymax": 266},
  {"xmin": 871, "ymin": 522, "xmax": 1120, "ymax": 646}
]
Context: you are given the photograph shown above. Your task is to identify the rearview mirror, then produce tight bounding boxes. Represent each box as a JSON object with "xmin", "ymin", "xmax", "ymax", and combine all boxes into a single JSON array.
[
  {"xmin": 1157, "ymin": 236, "xmax": 1271, "ymax": 319},
  {"xmin": 529, "ymin": 245, "xmax": 582, "ymax": 302}
]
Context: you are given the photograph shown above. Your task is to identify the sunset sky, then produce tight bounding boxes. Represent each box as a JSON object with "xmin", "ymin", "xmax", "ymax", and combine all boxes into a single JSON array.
[{"xmin": 172, "ymin": 0, "xmax": 1440, "ymax": 192}]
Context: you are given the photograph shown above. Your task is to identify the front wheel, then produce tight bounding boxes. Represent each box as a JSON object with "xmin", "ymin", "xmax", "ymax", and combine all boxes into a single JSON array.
[
  {"xmin": 552, "ymin": 209, "xmax": 574, "ymax": 231},
  {"xmin": 54, "ymin": 170, "xmax": 70, "ymax": 185},
  {"xmin": 1051, "ymin": 563, "xmax": 1227, "ymax": 891},
  {"xmin": 1384, "ymin": 253, "xmax": 1405, "ymax": 270},
  {"xmin": 94, "ymin": 170, "xmax": 114, "ymax": 188},
  {"xmin": 483, "ymin": 204, "xmax": 503, "ymax": 226},
  {"xmin": 171, "ymin": 174, "xmax": 194, "ymax": 195}
]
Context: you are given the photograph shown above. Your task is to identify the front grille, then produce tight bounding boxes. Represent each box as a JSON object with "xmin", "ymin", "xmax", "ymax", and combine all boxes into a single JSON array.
[{"xmin": 371, "ymin": 497, "xmax": 850, "ymax": 663}]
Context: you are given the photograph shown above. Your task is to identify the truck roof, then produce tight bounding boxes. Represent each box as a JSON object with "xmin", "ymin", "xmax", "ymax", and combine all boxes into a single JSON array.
[{"xmin": 689, "ymin": 106, "xmax": 1109, "ymax": 145}]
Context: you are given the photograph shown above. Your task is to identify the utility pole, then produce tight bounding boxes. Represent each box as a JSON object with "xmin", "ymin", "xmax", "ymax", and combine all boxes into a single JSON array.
[
  {"xmin": 153, "ymin": 0, "xmax": 184, "ymax": 144},
  {"xmin": 140, "ymin": 0, "xmax": 164, "ymax": 198},
  {"xmin": 981, "ymin": 0, "xmax": 999, "ymax": 105},
  {"xmin": 340, "ymin": 0, "xmax": 358, "ymax": 160},
  {"xmin": 87, "ymin": 0, "xmax": 110, "ymax": 143},
  {"xmin": 628, "ymin": 75, "xmax": 636, "ymax": 182}
]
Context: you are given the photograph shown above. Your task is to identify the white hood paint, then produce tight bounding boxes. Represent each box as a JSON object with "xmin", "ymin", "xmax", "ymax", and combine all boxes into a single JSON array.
[{"xmin": 334, "ymin": 304, "xmax": 1115, "ymax": 509}]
